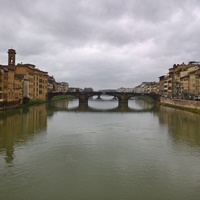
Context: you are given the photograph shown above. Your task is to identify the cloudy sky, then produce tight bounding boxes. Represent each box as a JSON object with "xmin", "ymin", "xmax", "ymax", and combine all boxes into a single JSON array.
[{"xmin": 1, "ymin": 0, "xmax": 200, "ymax": 90}]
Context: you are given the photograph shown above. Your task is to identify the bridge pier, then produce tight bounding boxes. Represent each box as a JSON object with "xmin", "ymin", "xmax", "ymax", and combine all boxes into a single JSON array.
[
  {"xmin": 79, "ymin": 99, "xmax": 88, "ymax": 104},
  {"xmin": 118, "ymin": 99, "xmax": 128, "ymax": 104},
  {"xmin": 78, "ymin": 102, "xmax": 89, "ymax": 110},
  {"xmin": 117, "ymin": 102, "xmax": 129, "ymax": 111},
  {"xmin": 79, "ymin": 93, "xmax": 89, "ymax": 104},
  {"xmin": 118, "ymin": 101, "xmax": 128, "ymax": 105},
  {"xmin": 96, "ymin": 95, "xmax": 101, "ymax": 99},
  {"xmin": 117, "ymin": 96, "xmax": 129, "ymax": 105}
]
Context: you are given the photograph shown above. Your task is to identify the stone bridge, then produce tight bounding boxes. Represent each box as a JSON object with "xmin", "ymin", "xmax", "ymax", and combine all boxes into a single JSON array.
[
  {"xmin": 47, "ymin": 91, "xmax": 160, "ymax": 104},
  {"xmin": 105, "ymin": 92, "xmax": 160, "ymax": 104},
  {"xmin": 47, "ymin": 91, "xmax": 102, "ymax": 103}
]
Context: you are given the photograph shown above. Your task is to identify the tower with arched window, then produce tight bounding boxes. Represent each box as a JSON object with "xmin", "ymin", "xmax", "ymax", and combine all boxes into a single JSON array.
[{"xmin": 8, "ymin": 49, "xmax": 16, "ymax": 66}]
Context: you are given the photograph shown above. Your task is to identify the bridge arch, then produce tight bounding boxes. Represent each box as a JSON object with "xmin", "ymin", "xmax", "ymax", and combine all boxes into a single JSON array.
[
  {"xmin": 105, "ymin": 92, "xmax": 160, "ymax": 104},
  {"xmin": 47, "ymin": 91, "xmax": 103, "ymax": 103},
  {"xmin": 47, "ymin": 92, "xmax": 160, "ymax": 104}
]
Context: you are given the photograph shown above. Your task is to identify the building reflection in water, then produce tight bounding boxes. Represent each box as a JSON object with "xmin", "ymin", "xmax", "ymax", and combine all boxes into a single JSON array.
[
  {"xmin": 2, "ymin": 98, "xmax": 200, "ymax": 164},
  {"xmin": 156, "ymin": 105, "xmax": 200, "ymax": 147},
  {"xmin": 0, "ymin": 104, "xmax": 47, "ymax": 163}
]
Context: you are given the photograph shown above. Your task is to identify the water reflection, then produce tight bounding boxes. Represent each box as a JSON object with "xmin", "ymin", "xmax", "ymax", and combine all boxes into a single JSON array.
[
  {"xmin": 128, "ymin": 97, "xmax": 155, "ymax": 110},
  {"xmin": 156, "ymin": 105, "xmax": 200, "ymax": 147},
  {"xmin": 1, "ymin": 99, "xmax": 200, "ymax": 166},
  {"xmin": 48, "ymin": 99, "xmax": 200, "ymax": 149},
  {"xmin": 0, "ymin": 105, "xmax": 47, "ymax": 163},
  {"xmin": 94, "ymin": 94, "xmax": 117, "ymax": 101},
  {"xmin": 49, "ymin": 98, "xmax": 156, "ymax": 112},
  {"xmin": 1, "ymin": 99, "xmax": 200, "ymax": 199}
]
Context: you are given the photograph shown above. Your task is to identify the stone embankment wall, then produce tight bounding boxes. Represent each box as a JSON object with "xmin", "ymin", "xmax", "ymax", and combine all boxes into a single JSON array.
[
  {"xmin": 160, "ymin": 97, "xmax": 200, "ymax": 110},
  {"xmin": 0, "ymin": 101, "xmax": 21, "ymax": 111}
]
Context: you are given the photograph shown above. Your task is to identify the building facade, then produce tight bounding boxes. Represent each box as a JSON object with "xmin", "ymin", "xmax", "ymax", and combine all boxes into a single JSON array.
[
  {"xmin": 159, "ymin": 62, "xmax": 200, "ymax": 99},
  {"xmin": 0, "ymin": 66, "xmax": 4, "ymax": 103},
  {"xmin": 0, "ymin": 49, "xmax": 50, "ymax": 108}
]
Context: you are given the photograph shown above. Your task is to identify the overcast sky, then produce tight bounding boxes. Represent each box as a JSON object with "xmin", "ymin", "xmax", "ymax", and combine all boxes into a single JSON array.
[{"xmin": 1, "ymin": 0, "xmax": 200, "ymax": 90}]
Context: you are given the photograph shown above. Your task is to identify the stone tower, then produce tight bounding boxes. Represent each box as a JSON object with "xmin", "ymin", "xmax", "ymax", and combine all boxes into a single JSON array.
[{"xmin": 8, "ymin": 49, "xmax": 16, "ymax": 66}]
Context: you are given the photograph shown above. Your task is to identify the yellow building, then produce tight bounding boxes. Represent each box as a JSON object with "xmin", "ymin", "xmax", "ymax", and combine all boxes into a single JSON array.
[
  {"xmin": 3, "ymin": 68, "xmax": 8, "ymax": 102},
  {"xmin": 7, "ymin": 67, "xmax": 16, "ymax": 103},
  {"xmin": 15, "ymin": 63, "xmax": 48, "ymax": 101},
  {"xmin": 0, "ymin": 66, "xmax": 4, "ymax": 102},
  {"xmin": 0, "ymin": 66, "xmax": 22, "ymax": 104},
  {"xmin": 163, "ymin": 75, "xmax": 169, "ymax": 95},
  {"xmin": 33, "ymin": 68, "xmax": 48, "ymax": 100},
  {"xmin": 0, "ymin": 49, "xmax": 23, "ymax": 105},
  {"xmin": 189, "ymin": 72, "xmax": 196, "ymax": 95},
  {"xmin": 173, "ymin": 63, "xmax": 185, "ymax": 96},
  {"xmin": 180, "ymin": 75, "xmax": 189, "ymax": 95},
  {"xmin": 166, "ymin": 62, "xmax": 200, "ymax": 98},
  {"xmin": 186, "ymin": 63, "xmax": 200, "ymax": 98},
  {"xmin": 58, "ymin": 82, "xmax": 69, "ymax": 92},
  {"xmin": 56, "ymin": 82, "xmax": 62, "ymax": 92},
  {"xmin": 195, "ymin": 70, "xmax": 200, "ymax": 96},
  {"xmin": 48, "ymin": 76, "xmax": 56, "ymax": 92},
  {"xmin": 14, "ymin": 75, "xmax": 23, "ymax": 101},
  {"xmin": 1, "ymin": 49, "xmax": 71, "ymax": 107},
  {"xmin": 15, "ymin": 63, "xmax": 35, "ymax": 100},
  {"xmin": 0, "ymin": 49, "xmax": 49, "ymax": 106}
]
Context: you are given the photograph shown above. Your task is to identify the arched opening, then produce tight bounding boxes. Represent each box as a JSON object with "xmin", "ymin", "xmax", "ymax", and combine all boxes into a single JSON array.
[
  {"xmin": 128, "ymin": 95, "xmax": 155, "ymax": 110},
  {"xmin": 88, "ymin": 94, "xmax": 118, "ymax": 110}
]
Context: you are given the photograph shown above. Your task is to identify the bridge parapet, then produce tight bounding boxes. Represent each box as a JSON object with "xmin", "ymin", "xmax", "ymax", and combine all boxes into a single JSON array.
[
  {"xmin": 47, "ymin": 91, "xmax": 160, "ymax": 104},
  {"xmin": 76, "ymin": 92, "xmax": 102, "ymax": 103},
  {"xmin": 105, "ymin": 92, "xmax": 160, "ymax": 103}
]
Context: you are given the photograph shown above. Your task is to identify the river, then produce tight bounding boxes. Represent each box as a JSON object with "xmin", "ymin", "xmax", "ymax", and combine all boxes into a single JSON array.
[{"xmin": 0, "ymin": 96, "xmax": 200, "ymax": 200}]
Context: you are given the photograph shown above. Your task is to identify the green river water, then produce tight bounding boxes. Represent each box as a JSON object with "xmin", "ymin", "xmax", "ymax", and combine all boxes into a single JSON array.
[{"xmin": 0, "ymin": 97, "xmax": 200, "ymax": 200}]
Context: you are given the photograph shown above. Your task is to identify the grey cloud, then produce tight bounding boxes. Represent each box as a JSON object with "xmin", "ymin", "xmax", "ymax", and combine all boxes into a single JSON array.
[{"xmin": 1, "ymin": 0, "xmax": 200, "ymax": 89}]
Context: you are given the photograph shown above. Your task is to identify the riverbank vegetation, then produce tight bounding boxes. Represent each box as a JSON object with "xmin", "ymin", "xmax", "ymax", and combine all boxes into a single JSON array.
[
  {"xmin": 138, "ymin": 96, "xmax": 155, "ymax": 103},
  {"xmin": 13, "ymin": 95, "xmax": 76, "ymax": 109},
  {"xmin": 140, "ymin": 96, "xmax": 200, "ymax": 114},
  {"xmin": 51, "ymin": 95, "xmax": 76, "ymax": 101},
  {"xmin": 160, "ymin": 102, "xmax": 200, "ymax": 115}
]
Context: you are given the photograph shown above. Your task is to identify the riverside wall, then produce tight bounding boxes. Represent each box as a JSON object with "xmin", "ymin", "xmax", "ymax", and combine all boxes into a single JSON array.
[
  {"xmin": 160, "ymin": 97, "xmax": 200, "ymax": 110},
  {"xmin": 0, "ymin": 100, "xmax": 21, "ymax": 111}
]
